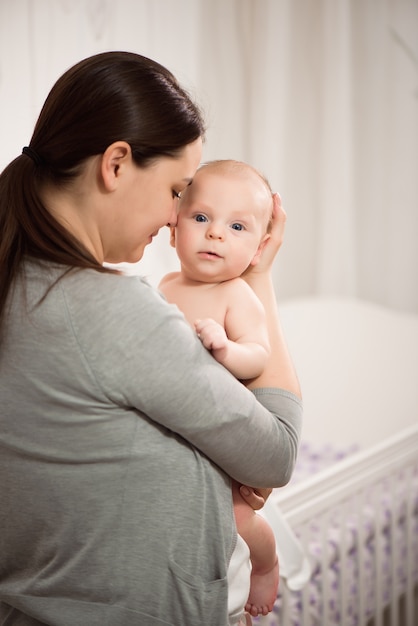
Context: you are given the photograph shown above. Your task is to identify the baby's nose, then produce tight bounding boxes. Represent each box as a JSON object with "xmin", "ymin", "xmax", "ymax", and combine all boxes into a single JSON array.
[{"xmin": 207, "ymin": 225, "xmax": 224, "ymax": 240}]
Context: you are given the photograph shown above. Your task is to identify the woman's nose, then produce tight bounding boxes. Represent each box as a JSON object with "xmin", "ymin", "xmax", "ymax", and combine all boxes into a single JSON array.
[{"xmin": 166, "ymin": 204, "xmax": 178, "ymax": 227}]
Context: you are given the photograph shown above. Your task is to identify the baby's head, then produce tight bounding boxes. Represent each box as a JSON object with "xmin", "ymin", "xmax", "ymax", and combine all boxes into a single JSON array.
[
  {"xmin": 171, "ymin": 159, "xmax": 274, "ymax": 282},
  {"xmin": 192, "ymin": 160, "xmax": 273, "ymax": 234}
]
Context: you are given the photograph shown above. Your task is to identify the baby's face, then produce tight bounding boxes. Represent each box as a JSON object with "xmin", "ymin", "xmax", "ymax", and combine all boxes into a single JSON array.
[{"xmin": 171, "ymin": 168, "xmax": 271, "ymax": 283}]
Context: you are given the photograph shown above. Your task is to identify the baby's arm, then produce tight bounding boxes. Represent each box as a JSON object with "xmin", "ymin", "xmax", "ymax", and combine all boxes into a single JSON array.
[
  {"xmin": 195, "ymin": 317, "xmax": 269, "ymax": 379},
  {"xmin": 195, "ymin": 280, "xmax": 270, "ymax": 380}
]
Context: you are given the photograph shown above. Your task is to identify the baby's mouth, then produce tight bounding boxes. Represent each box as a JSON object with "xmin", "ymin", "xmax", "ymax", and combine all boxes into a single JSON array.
[{"xmin": 199, "ymin": 250, "xmax": 222, "ymax": 259}]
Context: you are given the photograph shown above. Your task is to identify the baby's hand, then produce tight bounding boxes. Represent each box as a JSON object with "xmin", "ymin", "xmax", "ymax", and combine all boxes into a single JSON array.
[{"xmin": 195, "ymin": 318, "xmax": 228, "ymax": 352}]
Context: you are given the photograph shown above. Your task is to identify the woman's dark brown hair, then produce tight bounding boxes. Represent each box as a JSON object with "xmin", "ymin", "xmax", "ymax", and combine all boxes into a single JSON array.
[{"xmin": 0, "ymin": 51, "xmax": 205, "ymax": 329}]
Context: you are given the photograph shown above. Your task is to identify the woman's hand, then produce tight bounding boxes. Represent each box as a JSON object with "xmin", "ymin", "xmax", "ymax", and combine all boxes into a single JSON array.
[
  {"xmin": 239, "ymin": 484, "xmax": 273, "ymax": 510},
  {"xmin": 242, "ymin": 193, "xmax": 286, "ymax": 279},
  {"xmin": 240, "ymin": 192, "xmax": 301, "ymax": 396}
]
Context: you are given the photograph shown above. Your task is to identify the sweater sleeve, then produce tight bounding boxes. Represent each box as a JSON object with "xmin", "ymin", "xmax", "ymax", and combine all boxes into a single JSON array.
[{"xmin": 63, "ymin": 272, "xmax": 303, "ymax": 488}]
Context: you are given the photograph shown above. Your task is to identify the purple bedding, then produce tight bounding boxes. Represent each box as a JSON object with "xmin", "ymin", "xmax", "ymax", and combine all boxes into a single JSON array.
[{"xmin": 254, "ymin": 443, "xmax": 418, "ymax": 626}]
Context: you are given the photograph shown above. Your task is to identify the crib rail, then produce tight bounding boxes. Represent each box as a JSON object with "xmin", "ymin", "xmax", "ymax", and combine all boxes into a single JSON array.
[{"xmin": 266, "ymin": 424, "xmax": 418, "ymax": 626}]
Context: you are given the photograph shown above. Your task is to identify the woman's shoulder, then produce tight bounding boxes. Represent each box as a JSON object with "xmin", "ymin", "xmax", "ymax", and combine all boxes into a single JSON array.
[
  {"xmin": 22, "ymin": 262, "xmax": 186, "ymax": 348},
  {"xmin": 62, "ymin": 268, "xmax": 167, "ymax": 314},
  {"xmin": 58, "ymin": 268, "xmax": 187, "ymax": 355},
  {"xmin": 63, "ymin": 267, "xmax": 153, "ymax": 292}
]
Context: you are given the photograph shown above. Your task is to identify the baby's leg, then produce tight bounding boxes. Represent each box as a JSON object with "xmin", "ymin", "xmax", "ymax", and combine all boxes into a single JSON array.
[{"xmin": 232, "ymin": 482, "xmax": 279, "ymax": 617}]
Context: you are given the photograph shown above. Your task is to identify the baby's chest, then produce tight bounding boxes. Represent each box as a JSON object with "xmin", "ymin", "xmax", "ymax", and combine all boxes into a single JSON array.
[{"xmin": 176, "ymin": 286, "xmax": 230, "ymax": 327}]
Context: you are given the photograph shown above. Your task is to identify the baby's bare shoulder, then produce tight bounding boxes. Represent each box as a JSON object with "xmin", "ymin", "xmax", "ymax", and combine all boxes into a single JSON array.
[
  {"xmin": 221, "ymin": 278, "xmax": 265, "ymax": 318},
  {"xmin": 158, "ymin": 271, "xmax": 181, "ymax": 289},
  {"xmin": 221, "ymin": 276, "xmax": 257, "ymax": 298}
]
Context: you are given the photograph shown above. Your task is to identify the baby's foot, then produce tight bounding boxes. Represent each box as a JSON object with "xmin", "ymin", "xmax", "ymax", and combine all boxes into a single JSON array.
[{"xmin": 244, "ymin": 562, "xmax": 279, "ymax": 617}]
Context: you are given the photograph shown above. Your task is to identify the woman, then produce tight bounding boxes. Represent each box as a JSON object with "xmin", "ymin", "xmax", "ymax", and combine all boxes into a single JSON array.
[{"xmin": 0, "ymin": 51, "xmax": 302, "ymax": 626}]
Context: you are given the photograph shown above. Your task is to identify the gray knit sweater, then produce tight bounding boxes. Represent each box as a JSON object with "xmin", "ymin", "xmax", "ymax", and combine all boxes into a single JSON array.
[{"xmin": 0, "ymin": 261, "xmax": 302, "ymax": 626}]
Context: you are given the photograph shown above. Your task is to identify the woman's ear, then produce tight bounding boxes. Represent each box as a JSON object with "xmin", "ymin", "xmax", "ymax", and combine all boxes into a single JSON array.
[
  {"xmin": 101, "ymin": 141, "xmax": 131, "ymax": 191},
  {"xmin": 250, "ymin": 233, "xmax": 271, "ymax": 266}
]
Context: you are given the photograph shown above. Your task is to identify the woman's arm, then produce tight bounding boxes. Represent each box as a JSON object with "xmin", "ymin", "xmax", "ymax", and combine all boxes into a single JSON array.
[
  {"xmin": 66, "ymin": 259, "xmax": 302, "ymax": 487},
  {"xmin": 242, "ymin": 194, "xmax": 301, "ymax": 398}
]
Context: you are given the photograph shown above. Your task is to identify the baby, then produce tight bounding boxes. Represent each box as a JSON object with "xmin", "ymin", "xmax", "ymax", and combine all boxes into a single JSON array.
[{"xmin": 159, "ymin": 159, "xmax": 279, "ymax": 619}]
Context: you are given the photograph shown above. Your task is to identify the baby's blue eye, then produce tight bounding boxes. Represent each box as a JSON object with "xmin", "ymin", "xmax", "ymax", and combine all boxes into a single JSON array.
[
  {"xmin": 194, "ymin": 214, "xmax": 207, "ymax": 223},
  {"xmin": 231, "ymin": 223, "xmax": 244, "ymax": 231}
]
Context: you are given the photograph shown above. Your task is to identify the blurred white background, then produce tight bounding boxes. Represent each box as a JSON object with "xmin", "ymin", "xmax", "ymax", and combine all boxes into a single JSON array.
[{"xmin": 1, "ymin": 0, "xmax": 417, "ymax": 314}]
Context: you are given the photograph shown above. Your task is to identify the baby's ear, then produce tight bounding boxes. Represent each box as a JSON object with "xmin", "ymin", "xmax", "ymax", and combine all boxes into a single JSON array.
[
  {"xmin": 250, "ymin": 233, "xmax": 271, "ymax": 266},
  {"xmin": 169, "ymin": 226, "xmax": 176, "ymax": 248}
]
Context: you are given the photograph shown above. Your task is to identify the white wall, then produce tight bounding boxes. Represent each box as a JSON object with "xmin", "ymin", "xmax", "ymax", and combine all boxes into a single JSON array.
[{"xmin": 1, "ymin": 0, "xmax": 417, "ymax": 314}]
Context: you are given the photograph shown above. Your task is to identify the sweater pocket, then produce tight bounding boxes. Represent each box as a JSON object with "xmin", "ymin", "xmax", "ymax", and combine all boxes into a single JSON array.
[{"xmin": 167, "ymin": 557, "xmax": 229, "ymax": 626}]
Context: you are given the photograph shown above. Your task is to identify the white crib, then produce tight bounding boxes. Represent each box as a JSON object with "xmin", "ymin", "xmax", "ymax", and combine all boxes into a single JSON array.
[{"xmin": 257, "ymin": 297, "xmax": 418, "ymax": 626}]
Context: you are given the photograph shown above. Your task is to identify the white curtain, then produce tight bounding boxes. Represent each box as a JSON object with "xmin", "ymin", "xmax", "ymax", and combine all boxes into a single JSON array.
[{"xmin": 1, "ymin": 0, "xmax": 417, "ymax": 314}]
